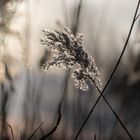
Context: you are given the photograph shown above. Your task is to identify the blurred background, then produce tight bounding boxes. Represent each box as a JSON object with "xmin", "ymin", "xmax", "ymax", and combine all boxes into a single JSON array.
[{"xmin": 0, "ymin": 0, "xmax": 140, "ymax": 139}]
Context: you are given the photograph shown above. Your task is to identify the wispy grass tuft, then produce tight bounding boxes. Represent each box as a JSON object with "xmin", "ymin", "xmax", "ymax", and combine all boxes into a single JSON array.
[{"xmin": 41, "ymin": 27, "xmax": 102, "ymax": 91}]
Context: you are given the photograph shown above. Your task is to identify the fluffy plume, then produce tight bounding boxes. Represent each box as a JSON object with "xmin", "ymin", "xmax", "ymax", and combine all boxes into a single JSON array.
[{"xmin": 41, "ymin": 27, "xmax": 101, "ymax": 91}]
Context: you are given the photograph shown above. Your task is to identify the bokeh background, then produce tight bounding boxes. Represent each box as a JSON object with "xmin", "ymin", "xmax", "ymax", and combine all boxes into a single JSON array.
[{"xmin": 0, "ymin": 0, "xmax": 140, "ymax": 139}]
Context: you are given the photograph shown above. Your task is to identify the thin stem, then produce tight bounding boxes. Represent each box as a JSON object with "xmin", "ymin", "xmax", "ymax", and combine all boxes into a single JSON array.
[
  {"xmin": 0, "ymin": 119, "xmax": 14, "ymax": 140},
  {"xmin": 74, "ymin": 82, "xmax": 133, "ymax": 140},
  {"xmin": 135, "ymin": 12, "xmax": 140, "ymax": 21},
  {"xmin": 27, "ymin": 122, "xmax": 44, "ymax": 140},
  {"xmin": 72, "ymin": 0, "xmax": 83, "ymax": 34},
  {"xmin": 94, "ymin": 134, "xmax": 96, "ymax": 140},
  {"xmin": 39, "ymin": 103, "xmax": 61, "ymax": 140},
  {"xmin": 96, "ymin": 86, "xmax": 133, "ymax": 140},
  {"xmin": 61, "ymin": 0, "xmax": 68, "ymax": 26},
  {"xmin": 74, "ymin": 0, "xmax": 140, "ymax": 139}
]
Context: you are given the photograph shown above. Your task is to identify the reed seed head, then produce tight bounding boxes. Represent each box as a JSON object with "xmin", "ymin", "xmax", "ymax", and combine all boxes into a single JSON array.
[{"xmin": 41, "ymin": 27, "xmax": 101, "ymax": 91}]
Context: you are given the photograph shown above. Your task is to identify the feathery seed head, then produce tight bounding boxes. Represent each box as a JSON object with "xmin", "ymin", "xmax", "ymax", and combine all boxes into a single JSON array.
[{"xmin": 41, "ymin": 27, "xmax": 102, "ymax": 91}]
